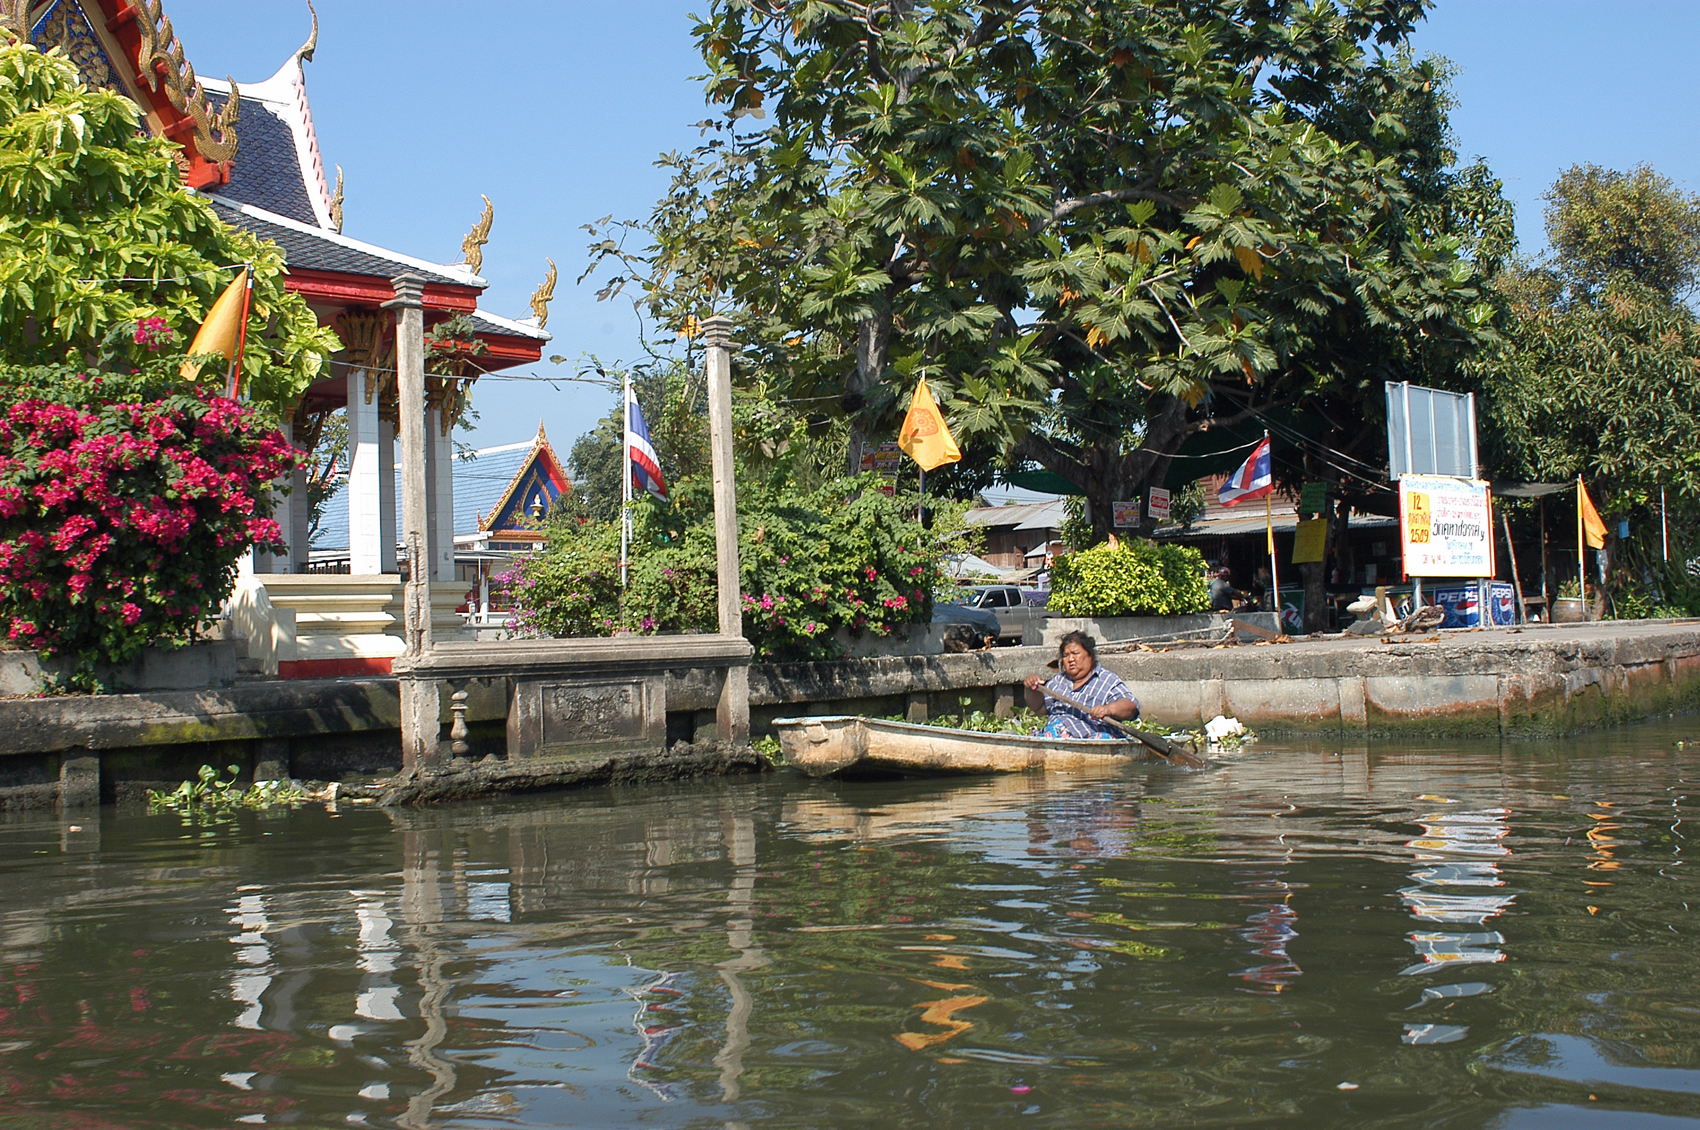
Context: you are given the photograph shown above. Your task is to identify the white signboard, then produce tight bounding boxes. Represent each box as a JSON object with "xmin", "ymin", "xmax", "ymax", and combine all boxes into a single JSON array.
[
  {"xmin": 1112, "ymin": 501, "xmax": 1140, "ymax": 528},
  {"xmin": 1147, "ymin": 486, "xmax": 1171, "ymax": 521},
  {"xmin": 1398, "ymin": 475, "xmax": 1494, "ymax": 578}
]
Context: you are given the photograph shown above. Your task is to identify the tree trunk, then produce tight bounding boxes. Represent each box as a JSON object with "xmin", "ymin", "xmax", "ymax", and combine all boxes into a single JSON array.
[
  {"xmin": 845, "ymin": 311, "xmax": 891, "ymax": 476},
  {"xmin": 1085, "ymin": 394, "xmax": 1188, "ymax": 544}
]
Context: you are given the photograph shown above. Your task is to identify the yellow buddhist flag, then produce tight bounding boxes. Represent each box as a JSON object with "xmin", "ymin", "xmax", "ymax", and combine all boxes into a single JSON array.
[
  {"xmin": 1578, "ymin": 477, "xmax": 1607, "ymax": 550},
  {"xmin": 180, "ymin": 267, "xmax": 250, "ymax": 384},
  {"xmin": 897, "ymin": 376, "xmax": 961, "ymax": 472}
]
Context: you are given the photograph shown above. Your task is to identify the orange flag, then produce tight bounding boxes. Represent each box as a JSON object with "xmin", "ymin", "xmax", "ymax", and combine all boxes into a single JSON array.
[
  {"xmin": 180, "ymin": 267, "xmax": 250, "ymax": 386},
  {"xmin": 897, "ymin": 377, "xmax": 961, "ymax": 472},
  {"xmin": 1578, "ymin": 478, "xmax": 1607, "ymax": 550}
]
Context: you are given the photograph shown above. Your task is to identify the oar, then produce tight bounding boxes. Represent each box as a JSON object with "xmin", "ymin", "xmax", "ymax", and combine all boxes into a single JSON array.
[{"xmin": 1039, "ymin": 681, "xmax": 1206, "ymax": 769}]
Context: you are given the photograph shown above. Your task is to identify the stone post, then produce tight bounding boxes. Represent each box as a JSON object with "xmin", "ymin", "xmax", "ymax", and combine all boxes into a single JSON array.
[
  {"xmin": 703, "ymin": 316, "xmax": 749, "ymax": 744},
  {"xmin": 386, "ymin": 273, "xmax": 440, "ymax": 770}
]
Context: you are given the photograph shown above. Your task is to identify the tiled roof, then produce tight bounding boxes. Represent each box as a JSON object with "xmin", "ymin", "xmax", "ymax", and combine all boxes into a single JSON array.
[
  {"xmin": 206, "ymin": 91, "xmax": 318, "ymax": 226},
  {"xmin": 312, "ymin": 438, "xmax": 544, "ymax": 550},
  {"xmin": 466, "ymin": 309, "xmax": 550, "ymax": 342},
  {"xmin": 204, "ymin": 195, "xmax": 479, "ymax": 287}
]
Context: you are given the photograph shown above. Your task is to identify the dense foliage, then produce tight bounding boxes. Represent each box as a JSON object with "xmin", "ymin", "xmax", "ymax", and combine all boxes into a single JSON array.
[
  {"xmin": 0, "ymin": 42, "xmax": 340, "ymax": 410},
  {"xmin": 0, "ymin": 359, "xmax": 295, "ymax": 674},
  {"xmin": 500, "ymin": 473, "xmax": 950, "ymax": 661},
  {"xmin": 1047, "ymin": 539, "xmax": 1209, "ymax": 618},
  {"xmin": 586, "ymin": 1, "xmax": 1505, "ymax": 540}
]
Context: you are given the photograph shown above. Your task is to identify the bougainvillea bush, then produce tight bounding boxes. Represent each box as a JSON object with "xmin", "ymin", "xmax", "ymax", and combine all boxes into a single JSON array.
[
  {"xmin": 497, "ymin": 474, "xmax": 949, "ymax": 661},
  {"xmin": 0, "ymin": 361, "xmax": 296, "ymax": 676}
]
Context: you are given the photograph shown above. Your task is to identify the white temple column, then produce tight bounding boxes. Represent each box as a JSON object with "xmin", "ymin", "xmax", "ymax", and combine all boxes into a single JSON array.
[
  {"xmin": 254, "ymin": 422, "xmax": 294, "ymax": 574},
  {"xmin": 289, "ymin": 459, "xmax": 310, "ymax": 573},
  {"xmin": 347, "ymin": 367, "xmax": 397, "ymax": 574},
  {"xmin": 425, "ymin": 407, "xmax": 456, "ymax": 582}
]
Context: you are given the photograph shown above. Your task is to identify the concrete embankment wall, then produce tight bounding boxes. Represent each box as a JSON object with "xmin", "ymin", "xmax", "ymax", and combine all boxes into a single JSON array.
[{"xmin": 2, "ymin": 621, "xmax": 1697, "ymax": 808}]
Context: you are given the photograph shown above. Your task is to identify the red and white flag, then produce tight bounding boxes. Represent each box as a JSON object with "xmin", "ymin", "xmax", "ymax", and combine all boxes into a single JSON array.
[{"xmin": 1218, "ymin": 437, "xmax": 1274, "ymax": 507}]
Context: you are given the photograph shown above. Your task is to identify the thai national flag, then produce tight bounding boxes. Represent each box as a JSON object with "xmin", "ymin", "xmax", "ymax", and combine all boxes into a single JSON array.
[
  {"xmin": 1218, "ymin": 436, "xmax": 1273, "ymax": 507},
  {"xmin": 627, "ymin": 391, "xmax": 667, "ymax": 501}
]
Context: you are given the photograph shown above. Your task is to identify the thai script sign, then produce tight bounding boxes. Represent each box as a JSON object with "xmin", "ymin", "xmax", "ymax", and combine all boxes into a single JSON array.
[
  {"xmin": 1112, "ymin": 501, "xmax": 1140, "ymax": 528},
  {"xmin": 1147, "ymin": 487, "xmax": 1171, "ymax": 521},
  {"xmin": 1399, "ymin": 475, "xmax": 1494, "ymax": 578}
]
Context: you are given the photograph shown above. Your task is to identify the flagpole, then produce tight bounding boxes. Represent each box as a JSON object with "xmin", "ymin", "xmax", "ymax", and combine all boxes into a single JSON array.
[
  {"xmin": 228, "ymin": 264, "xmax": 253, "ymax": 399},
  {"xmin": 1263, "ymin": 431, "xmax": 1280, "ymax": 624},
  {"xmin": 621, "ymin": 375, "xmax": 632, "ymax": 589},
  {"xmin": 1662, "ymin": 486, "xmax": 1669, "ymax": 562},
  {"xmin": 1577, "ymin": 474, "xmax": 1587, "ymax": 621}
]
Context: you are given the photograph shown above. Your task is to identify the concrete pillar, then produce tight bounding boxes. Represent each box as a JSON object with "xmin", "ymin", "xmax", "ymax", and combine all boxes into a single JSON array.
[
  {"xmin": 348, "ymin": 367, "xmax": 398, "ymax": 574},
  {"xmin": 425, "ymin": 407, "xmax": 456, "ymax": 582},
  {"xmin": 386, "ymin": 273, "xmax": 439, "ymax": 771},
  {"xmin": 253, "ymin": 738, "xmax": 291, "ymax": 782},
  {"xmin": 703, "ymin": 316, "xmax": 749, "ymax": 745},
  {"xmin": 59, "ymin": 755, "xmax": 99, "ymax": 809},
  {"xmin": 905, "ymin": 692, "xmax": 929, "ymax": 724},
  {"xmin": 289, "ymin": 462, "xmax": 310, "ymax": 572}
]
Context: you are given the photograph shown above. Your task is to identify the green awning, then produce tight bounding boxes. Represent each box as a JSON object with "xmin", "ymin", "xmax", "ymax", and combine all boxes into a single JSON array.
[{"xmin": 1002, "ymin": 469, "xmax": 1086, "ymax": 496}]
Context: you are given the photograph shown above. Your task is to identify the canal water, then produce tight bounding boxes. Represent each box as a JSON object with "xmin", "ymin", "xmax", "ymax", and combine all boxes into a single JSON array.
[{"xmin": 3, "ymin": 723, "xmax": 1699, "ymax": 1128}]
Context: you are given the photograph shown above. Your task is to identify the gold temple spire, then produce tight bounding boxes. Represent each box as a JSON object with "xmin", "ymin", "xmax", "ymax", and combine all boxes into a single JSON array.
[
  {"xmin": 529, "ymin": 259, "xmax": 557, "ymax": 328},
  {"xmin": 460, "ymin": 195, "xmax": 493, "ymax": 274}
]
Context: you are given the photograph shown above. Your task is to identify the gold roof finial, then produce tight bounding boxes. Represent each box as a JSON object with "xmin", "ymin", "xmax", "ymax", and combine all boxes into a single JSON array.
[
  {"xmin": 329, "ymin": 164, "xmax": 344, "ymax": 233},
  {"xmin": 460, "ymin": 195, "xmax": 493, "ymax": 274},
  {"xmin": 529, "ymin": 258, "xmax": 557, "ymax": 329},
  {"xmin": 298, "ymin": 0, "xmax": 319, "ymax": 63}
]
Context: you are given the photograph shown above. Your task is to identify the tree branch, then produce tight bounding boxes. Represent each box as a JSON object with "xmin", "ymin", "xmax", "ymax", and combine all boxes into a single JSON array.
[{"xmin": 1033, "ymin": 184, "xmax": 1191, "ymax": 234}]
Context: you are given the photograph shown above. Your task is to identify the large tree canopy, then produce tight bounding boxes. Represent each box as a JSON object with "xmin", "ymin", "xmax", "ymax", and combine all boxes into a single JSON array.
[
  {"xmin": 0, "ymin": 42, "xmax": 338, "ymax": 410},
  {"xmin": 588, "ymin": 0, "xmax": 1506, "ymax": 538},
  {"xmin": 1478, "ymin": 162, "xmax": 1700, "ymax": 507}
]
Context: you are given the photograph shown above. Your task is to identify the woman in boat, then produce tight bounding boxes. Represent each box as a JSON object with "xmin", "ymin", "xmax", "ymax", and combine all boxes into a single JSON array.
[{"xmin": 1022, "ymin": 631, "xmax": 1140, "ymax": 739}]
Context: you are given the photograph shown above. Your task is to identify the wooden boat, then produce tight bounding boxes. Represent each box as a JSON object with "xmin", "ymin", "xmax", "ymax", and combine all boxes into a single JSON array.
[{"xmin": 772, "ymin": 714, "xmax": 1163, "ymax": 778}]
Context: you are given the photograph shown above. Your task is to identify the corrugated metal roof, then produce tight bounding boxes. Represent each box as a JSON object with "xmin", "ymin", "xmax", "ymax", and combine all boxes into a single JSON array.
[{"xmin": 966, "ymin": 500, "xmax": 1068, "ymax": 531}]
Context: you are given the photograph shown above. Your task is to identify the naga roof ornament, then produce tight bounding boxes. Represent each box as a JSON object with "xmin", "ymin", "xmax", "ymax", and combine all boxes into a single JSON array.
[
  {"xmin": 460, "ymin": 195, "xmax": 493, "ymax": 275},
  {"xmin": 133, "ymin": 0, "xmax": 240, "ymax": 164},
  {"xmin": 529, "ymin": 259, "xmax": 557, "ymax": 329}
]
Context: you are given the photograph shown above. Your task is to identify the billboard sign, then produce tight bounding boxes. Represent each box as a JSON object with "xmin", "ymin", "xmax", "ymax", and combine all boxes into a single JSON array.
[
  {"xmin": 1112, "ymin": 501, "xmax": 1140, "ymax": 528},
  {"xmin": 1386, "ymin": 382, "xmax": 1478, "ymax": 480},
  {"xmin": 1146, "ymin": 487, "xmax": 1171, "ymax": 521},
  {"xmin": 1399, "ymin": 475, "xmax": 1494, "ymax": 578}
]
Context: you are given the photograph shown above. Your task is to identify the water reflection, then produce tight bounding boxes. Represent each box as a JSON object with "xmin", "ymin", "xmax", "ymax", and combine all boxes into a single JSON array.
[{"xmin": 0, "ymin": 732, "xmax": 1697, "ymax": 1128}]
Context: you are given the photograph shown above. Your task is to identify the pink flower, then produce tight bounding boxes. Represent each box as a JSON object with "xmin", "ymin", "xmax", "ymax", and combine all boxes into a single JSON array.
[{"xmin": 121, "ymin": 603, "xmax": 142, "ymax": 626}]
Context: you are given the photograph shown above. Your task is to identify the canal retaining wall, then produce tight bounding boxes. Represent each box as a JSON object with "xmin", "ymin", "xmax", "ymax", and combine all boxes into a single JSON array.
[{"xmin": 1, "ymin": 620, "xmax": 1697, "ymax": 808}]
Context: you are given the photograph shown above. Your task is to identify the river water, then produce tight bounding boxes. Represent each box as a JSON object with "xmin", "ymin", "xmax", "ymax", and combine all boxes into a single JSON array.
[{"xmin": 3, "ymin": 722, "xmax": 1699, "ymax": 1129}]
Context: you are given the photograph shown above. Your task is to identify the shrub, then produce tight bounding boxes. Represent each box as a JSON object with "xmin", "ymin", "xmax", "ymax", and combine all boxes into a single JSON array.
[
  {"xmin": 0, "ymin": 362, "xmax": 296, "ymax": 677},
  {"xmin": 500, "ymin": 474, "xmax": 949, "ymax": 662},
  {"xmin": 1047, "ymin": 539, "xmax": 1210, "ymax": 617}
]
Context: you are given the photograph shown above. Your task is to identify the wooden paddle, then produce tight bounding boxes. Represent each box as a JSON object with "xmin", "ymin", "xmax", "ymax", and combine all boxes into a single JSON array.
[{"xmin": 1038, "ymin": 681, "xmax": 1206, "ymax": 769}]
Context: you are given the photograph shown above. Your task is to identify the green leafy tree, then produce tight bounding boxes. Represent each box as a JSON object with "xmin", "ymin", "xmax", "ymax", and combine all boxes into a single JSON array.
[
  {"xmin": 1543, "ymin": 163, "xmax": 1700, "ymax": 301},
  {"xmin": 586, "ymin": 1, "xmax": 1502, "ymax": 542},
  {"xmin": 0, "ymin": 42, "xmax": 339, "ymax": 409}
]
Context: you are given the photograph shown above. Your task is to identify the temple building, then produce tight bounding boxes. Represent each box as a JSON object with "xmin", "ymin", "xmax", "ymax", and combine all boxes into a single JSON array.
[{"xmin": 13, "ymin": 1, "xmax": 555, "ymax": 674}]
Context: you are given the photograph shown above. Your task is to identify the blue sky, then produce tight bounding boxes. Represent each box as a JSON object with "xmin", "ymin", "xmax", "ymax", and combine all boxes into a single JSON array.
[{"xmin": 161, "ymin": 1, "xmax": 1700, "ymax": 455}]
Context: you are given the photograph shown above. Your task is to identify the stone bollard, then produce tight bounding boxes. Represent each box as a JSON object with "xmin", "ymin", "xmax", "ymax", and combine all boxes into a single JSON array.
[{"xmin": 59, "ymin": 755, "xmax": 99, "ymax": 809}]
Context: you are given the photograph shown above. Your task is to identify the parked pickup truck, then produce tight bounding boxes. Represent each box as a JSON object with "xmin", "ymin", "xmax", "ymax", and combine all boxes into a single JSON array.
[{"xmin": 962, "ymin": 585, "xmax": 1052, "ymax": 644}]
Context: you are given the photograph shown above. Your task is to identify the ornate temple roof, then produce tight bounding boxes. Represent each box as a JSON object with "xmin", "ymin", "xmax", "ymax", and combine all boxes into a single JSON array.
[
  {"xmin": 311, "ymin": 425, "xmax": 572, "ymax": 552},
  {"xmin": 205, "ymin": 196, "xmax": 483, "ymax": 291}
]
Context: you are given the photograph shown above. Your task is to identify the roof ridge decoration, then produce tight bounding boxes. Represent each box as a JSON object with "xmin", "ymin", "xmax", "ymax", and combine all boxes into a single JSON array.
[
  {"xmin": 481, "ymin": 423, "xmax": 571, "ymax": 534},
  {"xmin": 329, "ymin": 163, "xmax": 344, "ymax": 233},
  {"xmin": 0, "ymin": 1, "xmax": 30, "ymax": 41},
  {"xmin": 460, "ymin": 196, "xmax": 493, "ymax": 275},
  {"xmin": 529, "ymin": 259, "xmax": 556, "ymax": 329},
  {"xmin": 133, "ymin": 0, "xmax": 239, "ymax": 164}
]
